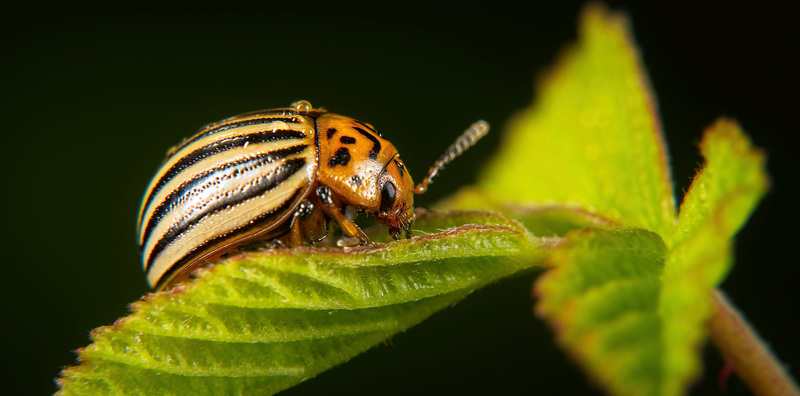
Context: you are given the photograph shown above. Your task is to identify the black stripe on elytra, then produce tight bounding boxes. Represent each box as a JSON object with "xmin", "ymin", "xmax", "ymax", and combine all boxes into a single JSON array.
[
  {"xmin": 146, "ymin": 157, "xmax": 306, "ymax": 269},
  {"xmin": 339, "ymin": 136, "xmax": 356, "ymax": 144},
  {"xmin": 152, "ymin": 188, "xmax": 303, "ymax": 288},
  {"xmin": 354, "ymin": 127, "xmax": 381, "ymax": 160},
  {"xmin": 142, "ymin": 146, "xmax": 307, "ymax": 250},
  {"xmin": 328, "ymin": 147, "xmax": 351, "ymax": 167},
  {"xmin": 141, "ymin": 129, "xmax": 307, "ymax": 223},
  {"xmin": 326, "ymin": 128, "xmax": 337, "ymax": 139},
  {"xmin": 167, "ymin": 117, "xmax": 303, "ymax": 160},
  {"xmin": 222, "ymin": 108, "xmax": 299, "ymax": 119}
]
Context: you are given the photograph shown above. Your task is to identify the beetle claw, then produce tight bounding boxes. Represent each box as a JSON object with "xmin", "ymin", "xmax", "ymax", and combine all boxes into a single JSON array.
[{"xmin": 337, "ymin": 234, "xmax": 366, "ymax": 247}]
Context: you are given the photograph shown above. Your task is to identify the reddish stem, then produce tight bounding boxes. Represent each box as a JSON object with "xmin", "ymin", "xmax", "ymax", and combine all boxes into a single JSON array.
[{"xmin": 708, "ymin": 290, "xmax": 799, "ymax": 396}]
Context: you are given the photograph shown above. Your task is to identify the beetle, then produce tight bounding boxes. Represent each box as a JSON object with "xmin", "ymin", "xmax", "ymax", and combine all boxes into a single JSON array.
[{"xmin": 137, "ymin": 100, "xmax": 489, "ymax": 290}]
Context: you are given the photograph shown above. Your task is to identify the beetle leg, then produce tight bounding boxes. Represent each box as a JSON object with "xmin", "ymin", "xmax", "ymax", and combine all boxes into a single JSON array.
[
  {"xmin": 288, "ymin": 200, "xmax": 311, "ymax": 246},
  {"xmin": 300, "ymin": 200, "xmax": 328, "ymax": 244},
  {"xmin": 288, "ymin": 200, "xmax": 329, "ymax": 247},
  {"xmin": 289, "ymin": 212, "xmax": 304, "ymax": 247},
  {"xmin": 314, "ymin": 186, "xmax": 369, "ymax": 247}
]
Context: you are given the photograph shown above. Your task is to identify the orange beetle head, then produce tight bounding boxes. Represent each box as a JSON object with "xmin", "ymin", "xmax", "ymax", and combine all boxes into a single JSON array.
[
  {"xmin": 314, "ymin": 109, "xmax": 488, "ymax": 242},
  {"xmin": 374, "ymin": 154, "xmax": 416, "ymax": 240},
  {"xmin": 316, "ymin": 113, "xmax": 416, "ymax": 240}
]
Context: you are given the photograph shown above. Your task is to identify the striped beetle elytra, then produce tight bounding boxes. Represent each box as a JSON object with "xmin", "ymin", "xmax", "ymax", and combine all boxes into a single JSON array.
[{"xmin": 138, "ymin": 101, "xmax": 489, "ymax": 290}]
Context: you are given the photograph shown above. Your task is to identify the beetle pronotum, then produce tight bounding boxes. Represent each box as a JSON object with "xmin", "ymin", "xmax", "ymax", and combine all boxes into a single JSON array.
[{"xmin": 138, "ymin": 101, "xmax": 489, "ymax": 290}]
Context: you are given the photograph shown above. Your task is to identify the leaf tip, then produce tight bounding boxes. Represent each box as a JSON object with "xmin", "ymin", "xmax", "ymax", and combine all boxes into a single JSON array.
[{"xmin": 701, "ymin": 118, "xmax": 768, "ymax": 171}]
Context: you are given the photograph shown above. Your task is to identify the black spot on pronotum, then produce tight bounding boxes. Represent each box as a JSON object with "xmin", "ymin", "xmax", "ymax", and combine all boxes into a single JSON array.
[
  {"xmin": 380, "ymin": 181, "xmax": 396, "ymax": 212},
  {"xmin": 354, "ymin": 127, "xmax": 381, "ymax": 160},
  {"xmin": 328, "ymin": 147, "xmax": 351, "ymax": 167},
  {"xmin": 354, "ymin": 120, "xmax": 378, "ymax": 134},
  {"xmin": 327, "ymin": 128, "xmax": 337, "ymax": 139},
  {"xmin": 351, "ymin": 175, "xmax": 363, "ymax": 186},
  {"xmin": 395, "ymin": 159, "xmax": 405, "ymax": 177},
  {"xmin": 340, "ymin": 136, "xmax": 356, "ymax": 144}
]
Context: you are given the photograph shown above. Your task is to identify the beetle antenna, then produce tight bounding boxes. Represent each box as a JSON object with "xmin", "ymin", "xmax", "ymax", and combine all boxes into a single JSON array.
[{"xmin": 413, "ymin": 120, "xmax": 489, "ymax": 194}]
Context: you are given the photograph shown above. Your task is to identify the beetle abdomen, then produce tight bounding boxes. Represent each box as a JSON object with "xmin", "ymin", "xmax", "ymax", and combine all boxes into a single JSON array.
[{"xmin": 138, "ymin": 111, "xmax": 318, "ymax": 288}]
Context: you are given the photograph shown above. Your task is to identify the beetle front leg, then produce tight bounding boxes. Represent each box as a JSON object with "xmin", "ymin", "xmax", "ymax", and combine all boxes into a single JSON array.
[{"xmin": 313, "ymin": 186, "xmax": 369, "ymax": 247}]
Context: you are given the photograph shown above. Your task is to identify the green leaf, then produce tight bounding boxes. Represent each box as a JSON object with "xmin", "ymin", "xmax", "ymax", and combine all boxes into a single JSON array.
[
  {"xmin": 469, "ymin": 4, "xmax": 677, "ymax": 243},
  {"xmin": 535, "ymin": 228, "xmax": 667, "ymax": 396},
  {"xmin": 58, "ymin": 211, "xmax": 549, "ymax": 395},
  {"xmin": 672, "ymin": 118, "xmax": 768, "ymax": 247},
  {"xmin": 535, "ymin": 119, "xmax": 767, "ymax": 396},
  {"xmin": 658, "ymin": 119, "xmax": 768, "ymax": 395},
  {"xmin": 443, "ymin": 191, "xmax": 620, "ymax": 238},
  {"xmin": 444, "ymin": 4, "xmax": 770, "ymax": 396}
]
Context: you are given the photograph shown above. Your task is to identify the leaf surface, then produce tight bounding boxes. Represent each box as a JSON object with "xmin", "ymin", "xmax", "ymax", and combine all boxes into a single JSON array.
[
  {"xmin": 58, "ymin": 212, "xmax": 549, "ymax": 395},
  {"xmin": 536, "ymin": 228, "xmax": 666, "ymax": 396}
]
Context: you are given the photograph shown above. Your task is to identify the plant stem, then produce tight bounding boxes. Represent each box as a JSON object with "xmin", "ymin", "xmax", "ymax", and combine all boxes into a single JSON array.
[{"xmin": 708, "ymin": 289, "xmax": 799, "ymax": 396}]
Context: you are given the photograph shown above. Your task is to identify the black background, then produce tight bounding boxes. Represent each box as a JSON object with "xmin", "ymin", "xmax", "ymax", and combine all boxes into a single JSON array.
[{"xmin": 1, "ymin": 1, "xmax": 796, "ymax": 395}]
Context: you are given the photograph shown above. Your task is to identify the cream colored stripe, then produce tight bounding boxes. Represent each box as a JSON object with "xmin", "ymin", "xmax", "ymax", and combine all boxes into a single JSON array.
[
  {"xmin": 138, "ymin": 138, "xmax": 311, "ymax": 242},
  {"xmin": 142, "ymin": 149, "xmax": 302, "ymax": 265},
  {"xmin": 142, "ymin": 149, "xmax": 315, "ymax": 268},
  {"xmin": 137, "ymin": 118, "xmax": 314, "ymax": 230},
  {"xmin": 145, "ymin": 168, "xmax": 312, "ymax": 286}
]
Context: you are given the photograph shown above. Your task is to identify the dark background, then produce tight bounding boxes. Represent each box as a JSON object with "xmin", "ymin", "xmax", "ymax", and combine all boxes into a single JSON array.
[{"xmin": 2, "ymin": 2, "xmax": 796, "ymax": 395}]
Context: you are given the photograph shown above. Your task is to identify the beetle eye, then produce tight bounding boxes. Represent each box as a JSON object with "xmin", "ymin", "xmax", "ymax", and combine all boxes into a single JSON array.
[{"xmin": 380, "ymin": 181, "xmax": 397, "ymax": 212}]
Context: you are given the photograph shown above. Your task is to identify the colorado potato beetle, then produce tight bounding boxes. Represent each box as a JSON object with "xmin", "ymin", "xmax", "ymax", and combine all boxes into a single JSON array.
[{"xmin": 138, "ymin": 101, "xmax": 489, "ymax": 290}]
